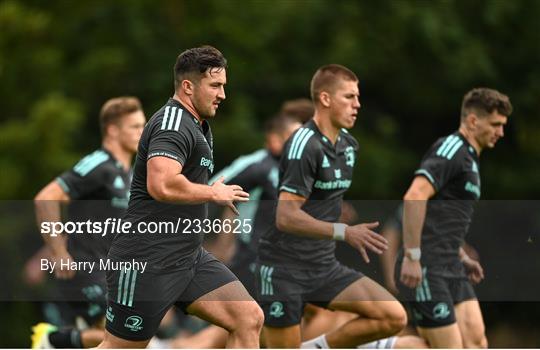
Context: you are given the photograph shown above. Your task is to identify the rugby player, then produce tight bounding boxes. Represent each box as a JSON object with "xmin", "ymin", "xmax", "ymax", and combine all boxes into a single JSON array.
[
  {"xmin": 398, "ymin": 87, "xmax": 512, "ymax": 348},
  {"xmin": 98, "ymin": 46, "xmax": 263, "ymax": 348},
  {"xmin": 257, "ymin": 64, "xmax": 407, "ymax": 348},
  {"xmin": 32, "ymin": 97, "xmax": 145, "ymax": 348}
]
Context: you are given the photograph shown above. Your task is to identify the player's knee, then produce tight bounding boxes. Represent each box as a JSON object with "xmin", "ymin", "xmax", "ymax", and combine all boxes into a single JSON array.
[
  {"xmin": 464, "ymin": 332, "xmax": 487, "ymax": 348},
  {"xmin": 232, "ymin": 303, "xmax": 264, "ymax": 333},
  {"xmin": 383, "ymin": 304, "xmax": 407, "ymax": 335}
]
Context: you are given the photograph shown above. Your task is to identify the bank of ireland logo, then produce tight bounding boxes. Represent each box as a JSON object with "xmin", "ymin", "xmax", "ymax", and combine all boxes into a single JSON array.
[
  {"xmin": 269, "ymin": 302, "xmax": 284, "ymax": 318},
  {"xmin": 345, "ymin": 146, "xmax": 355, "ymax": 167},
  {"xmin": 124, "ymin": 315, "xmax": 143, "ymax": 332},
  {"xmin": 433, "ymin": 302, "xmax": 450, "ymax": 319},
  {"xmin": 334, "ymin": 169, "xmax": 342, "ymax": 179}
]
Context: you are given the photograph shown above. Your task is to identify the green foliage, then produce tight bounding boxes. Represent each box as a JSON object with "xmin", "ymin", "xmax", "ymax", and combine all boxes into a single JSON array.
[
  {"xmin": 1, "ymin": 1, "xmax": 539, "ymax": 346},
  {"xmin": 0, "ymin": 0, "xmax": 538, "ymax": 200},
  {"xmin": 0, "ymin": 93, "xmax": 83, "ymax": 198}
]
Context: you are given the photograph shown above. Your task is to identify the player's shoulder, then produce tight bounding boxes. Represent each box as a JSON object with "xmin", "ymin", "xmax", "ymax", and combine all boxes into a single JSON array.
[
  {"xmin": 427, "ymin": 132, "xmax": 468, "ymax": 161},
  {"xmin": 284, "ymin": 122, "xmax": 322, "ymax": 161},
  {"xmin": 147, "ymin": 99, "xmax": 196, "ymax": 134},
  {"xmin": 231, "ymin": 149, "xmax": 270, "ymax": 170},
  {"xmin": 209, "ymin": 149, "xmax": 269, "ymax": 184},
  {"xmin": 71, "ymin": 148, "xmax": 112, "ymax": 177}
]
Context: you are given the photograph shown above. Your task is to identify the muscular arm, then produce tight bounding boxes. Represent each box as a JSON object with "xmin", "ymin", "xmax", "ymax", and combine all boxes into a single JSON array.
[
  {"xmin": 147, "ymin": 157, "xmax": 217, "ymax": 203},
  {"xmin": 34, "ymin": 180, "xmax": 74, "ymax": 279},
  {"xmin": 400, "ymin": 175, "xmax": 436, "ymax": 287},
  {"xmin": 147, "ymin": 157, "xmax": 249, "ymax": 211},
  {"xmin": 277, "ymin": 191, "xmax": 385, "ymax": 262},
  {"xmin": 34, "ymin": 181, "xmax": 70, "ymax": 256},
  {"xmin": 402, "ymin": 176, "xmax": 435, "ymax": 251},
  {"xmin": 276, "ymin": 191, "xmax": 334, "ymax": 239},
  {"xmin": 146, "ymin": 157, "xmax": 249, "ymax": 208}
]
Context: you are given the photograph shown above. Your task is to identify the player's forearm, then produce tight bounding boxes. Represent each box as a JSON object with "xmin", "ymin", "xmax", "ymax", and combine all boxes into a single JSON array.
[
  {"xmin": 148, "ymin": 174, "xmax": 215, "ymax": 204},
  {"xmin": 402, "ymin": 197, "xmax": 427, "ymax": 249},
  {"xmin": 276, "ymin": 202, "xmax": 334, "ymax": 239},
  {"xmin": 34, "ymin": 199, "xmax": 68, "ymax": 254},
  {"xmin": 380, "ymin": 228, "xmax": 400, "ymax": 282}
]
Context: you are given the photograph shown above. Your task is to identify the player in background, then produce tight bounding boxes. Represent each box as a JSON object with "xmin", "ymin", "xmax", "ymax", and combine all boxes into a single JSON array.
[
  {"xmin": 398, "ymin": 87, "xmax": 512, "ymax": 348},
  {"xmin": 31, "ymin": 97, "xmax": 146, "ymax": 348}
]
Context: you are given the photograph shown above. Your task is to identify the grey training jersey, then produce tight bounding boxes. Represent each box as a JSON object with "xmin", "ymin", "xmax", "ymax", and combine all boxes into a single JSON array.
[
  {"xmin": 57, "ymin": 148, "xmax": 131, "ymax": 262},
  {"xmin": 108, "ymin": 98, "xmax": 214, "ymax": 272},
  {"xmin": 258, "ymin": 119, "xmax": 359, "ymax": 269},
  {"xmin": 403, "ymin": 131, "xmax": 481, "ymax": 266}
]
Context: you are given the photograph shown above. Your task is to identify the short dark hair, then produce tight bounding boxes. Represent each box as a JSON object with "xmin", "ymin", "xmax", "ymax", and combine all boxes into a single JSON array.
[
  {"xmin": 461, "ymin": 88, "xmax": 513, "ymax": 120},
  {"xmin": 174, "ymin": 45, "xmax": 227, "ymax": 89},
  {"xmin": 99, "ymin": 96, "xmax": 142, "ymax": 135},
  {"xmin": 280, "ymin": 98, "xmax": 314, "ymax": 123},
  {"xmin": 310, "ymin": 64, "xmax": 358, "ymax": 103},
  {"xmin": 264, "ymin": 114, "xmax": 299, "ymax": 135}
]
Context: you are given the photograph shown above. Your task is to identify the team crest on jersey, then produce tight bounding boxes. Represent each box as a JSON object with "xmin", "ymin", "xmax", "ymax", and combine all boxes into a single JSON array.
[
  {"xmin": 334, "ymin": 169, "xmax": 342, "ymax": 179},
  {"xmin": 345, "ymin": 146, "xmax": 355, "ymax": 167}
]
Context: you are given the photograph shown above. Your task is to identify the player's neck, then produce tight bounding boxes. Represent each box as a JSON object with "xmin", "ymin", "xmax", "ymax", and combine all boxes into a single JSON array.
[
  {"xmin": 313, "ymin": 113, "xmax": 340, "ymax": 145},
  {"xmin": 173, "ymin": 93, "xmax": 202, "ymax": 124},
  {"xmin": 102, "ymin": 139, "xmax": 133, "ymax": 171},
  {"xmin": 458, "ymin": 126, "xmax": 482, "ymax": 156}
]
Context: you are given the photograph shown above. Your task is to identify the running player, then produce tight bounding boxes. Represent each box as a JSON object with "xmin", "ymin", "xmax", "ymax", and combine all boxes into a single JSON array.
[
  {"xmin": 168, "ymin": 113, "xmax": 302, "ymax": 348},
  {"xmin": 257, "ymin": 64, "xmax": 407, "ymax": 348},
  {"xmin": 32, "ymin": 97, "xmax": 146, "ymax": 348},
  {"xmin": 397, "ymin": 87, "xmax": 512, "ymax": 348},
  {"xmin": 99, "ymin": 46, "xmax": 263, "ymax": 348}
]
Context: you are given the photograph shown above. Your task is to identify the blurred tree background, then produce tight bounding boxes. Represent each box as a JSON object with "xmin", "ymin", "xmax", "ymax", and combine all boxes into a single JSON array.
[{"xmin": 1, "ymin": 0, "xmax": 539, "ymax": 346}]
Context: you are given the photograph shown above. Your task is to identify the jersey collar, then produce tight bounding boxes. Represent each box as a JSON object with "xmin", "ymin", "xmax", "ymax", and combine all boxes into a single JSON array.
[
  {"xmin": 307, "ymin": 119, "xmax": 347, "ymax": 153},
  {"xmin": 167, "ymin": 98, "xmax": 209, "ymax": 131},
  {"xmin": 455, "ymin": 131, "xmax": 479, "ymax": 160}
]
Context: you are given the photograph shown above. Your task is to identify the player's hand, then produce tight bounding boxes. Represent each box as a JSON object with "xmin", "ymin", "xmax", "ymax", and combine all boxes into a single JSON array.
[
  {"xmin": 51, "ymin": 249, "xmax": 76, "ymax": 280},
  {"xmin": 462, "ymin": 256, "xmax": 484, "ymax": 284},
  {"xmin": 400, "ymin": 258, "xmax": 422, "ymax": 288},
  {"xmin": 344, "ymin": 222, "xmax": 387, "ymax": 263},
  {"xmin": 211, "ymin": 177, "xmax": 250, "ymax": 215}
]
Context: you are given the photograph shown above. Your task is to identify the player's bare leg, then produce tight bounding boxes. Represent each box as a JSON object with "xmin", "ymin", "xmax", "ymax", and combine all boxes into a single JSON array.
[
  {"xmin": 393, "ymin": 335, "xmax": 429, "ymax": 348},
  {"xmin": 301, "ymin": 304, "xmax": 427, "ymax": 349},
  {"xmin": 323, "ymin": 277, "xmax": 407, "ymax": 348},
  {"xmin": 97, "ymin": 329, "xmax": 150, "ymax": 349},
  {"xmin": 455, "ymin": 299, "xmax": 487, "ymax": 348},
  {"xmin": 264, "ymin": 324, "xmax": 302, "ymax": 348},
  {"xmin": 186, "ymin": 281, "xmax": 263, "ymax": 348},
  {"xmin": 171, "ymin": 324, "xmax": 228, "ymax": 348},
  {"xmin": 417, "ymin": 323, "xmax": 463, "ymax": 348},
  {"xmin": 301, "ymin": 305, "xmax": 356, "ymax": 341}
]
